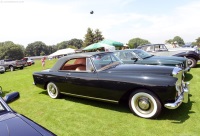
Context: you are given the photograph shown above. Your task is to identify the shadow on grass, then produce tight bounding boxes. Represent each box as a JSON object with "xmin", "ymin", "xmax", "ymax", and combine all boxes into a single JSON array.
[
  {"xmin": 39, "ymin": 91, "xmax": 194, "ymax": 121},
  {"xmin": 0, "ymin": 89, "xmax": 12, "ymax": 97},
  {"xmin": 193, "ymin": 63, "xmax": 200, "ymax": 68},
  {"xmin": 40, "ymin": 91, "xmax": 131, "ymax": 114},
  {"xmin": 184, "ymin": 73, "xmax": 193, "ymax": 81},
  {"xmin": 158, "ymin": 94, "xmax": 194, "ymax": 123}
]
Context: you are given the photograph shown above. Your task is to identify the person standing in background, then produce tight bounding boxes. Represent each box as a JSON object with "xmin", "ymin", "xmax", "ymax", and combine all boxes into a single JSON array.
[{"xmin": 41, "ymin": 57, "xmax": 46, "ymax": 69}]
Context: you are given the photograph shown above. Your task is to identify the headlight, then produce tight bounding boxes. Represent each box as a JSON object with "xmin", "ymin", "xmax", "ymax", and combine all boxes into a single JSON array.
[{"xmin": 175, "ymin": 63, "xmax": 184, "ymax": 69}]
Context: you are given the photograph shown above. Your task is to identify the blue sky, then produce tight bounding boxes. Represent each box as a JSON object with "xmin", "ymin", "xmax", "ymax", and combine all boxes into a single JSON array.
[{"xmin": 0, "ymin": 0, "xmax": 200, "ymax": 46}]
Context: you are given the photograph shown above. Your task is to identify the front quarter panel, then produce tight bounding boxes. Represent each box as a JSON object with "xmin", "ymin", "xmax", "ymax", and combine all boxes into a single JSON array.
[{"xmin": 97, "ymin": 69, "xmax": 177, "ymax": 104}]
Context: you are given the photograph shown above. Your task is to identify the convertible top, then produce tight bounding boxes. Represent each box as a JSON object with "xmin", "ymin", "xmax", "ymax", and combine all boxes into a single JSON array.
[{"xmin": 51, "ymin": 52, "xmax": 113, "ymax": 71}]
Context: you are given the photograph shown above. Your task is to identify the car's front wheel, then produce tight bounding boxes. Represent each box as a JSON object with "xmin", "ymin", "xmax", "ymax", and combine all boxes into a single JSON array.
[
  {"xmin": 129, "ymin": 90, "xmax": 162, "ymax": 119},
  {"xmin": 187, "ymin": 57, "xmax": 197, "ymax": 68},
  {"xmin": 47, "ymin": 82, "xmax": 60, "ymax": 99},
  {"xmin": 10, "ymin": 66, "xmax": 14, "ymax": 71}
]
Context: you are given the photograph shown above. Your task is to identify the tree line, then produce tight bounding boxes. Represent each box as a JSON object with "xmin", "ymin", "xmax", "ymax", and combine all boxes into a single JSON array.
[{"xmin": 0, "ymin": 27, "xmax": 200, "ymax": 60}]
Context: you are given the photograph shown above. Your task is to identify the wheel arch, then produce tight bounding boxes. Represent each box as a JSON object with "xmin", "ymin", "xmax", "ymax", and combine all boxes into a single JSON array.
[{"xmin": 119, "ymin": 87, "xmax": 163, "ymax": 106}]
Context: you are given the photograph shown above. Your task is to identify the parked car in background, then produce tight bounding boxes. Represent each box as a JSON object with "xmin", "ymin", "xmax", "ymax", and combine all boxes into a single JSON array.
[
  {"xmin": 0, "ymin": 89, "xmax": 56, "ymax": 136},
  {"xmin": 114, "ymin": 49, "xmax": 190, "ymax": 73},
  {"xmin": 0, "ymin": 59, "xmax": 24, "ymax": 71},
  {"xmin": 182, "ymin": 44, "xmax": 195, "ymax": 48},
  {"xmin": 28, "ymin": 58, "xmax": 35, "ymax": 65},
  {"xmin": 33, "ymin": 52, "xmax": 189, "ymax": 119},
  {"xmin": 0, "ymin": 66, "xmax": 5, "ymax": 74},
  {"xmin": 165, "ymin": 44, "xmax": 200, "ymax": 53},
  {"xmin": 22, "ymin": 57, "xmax": 35, "ymax": 66},
  {"xmin": 137, "ymin": 44, "xmax": 200, "ymax": 68}
]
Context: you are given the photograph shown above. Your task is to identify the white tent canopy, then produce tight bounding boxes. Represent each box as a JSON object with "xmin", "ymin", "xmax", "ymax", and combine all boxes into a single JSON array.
[{"xmin": 48, "ymin": 48, "xmax": 75, "ymax": 58}]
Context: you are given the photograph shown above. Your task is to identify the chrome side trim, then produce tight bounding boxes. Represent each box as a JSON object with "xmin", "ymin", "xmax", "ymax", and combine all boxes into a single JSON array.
[
  {"xmin": 164, "ymin": 82, "xmax": 189, "ymax": 109},
  {"xmin": 61, "ymin": 92, "xmax": 118, "ymax": 103}
]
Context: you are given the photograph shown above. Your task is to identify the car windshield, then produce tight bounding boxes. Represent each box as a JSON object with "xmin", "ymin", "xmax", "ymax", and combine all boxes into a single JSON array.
[
  {"xmin": 91, "ymin": 53, "xmax": 122, "ymax": 70},
  {"xmin": 132, "ymin": 50, "xmax": 153, "ymax": 59}
]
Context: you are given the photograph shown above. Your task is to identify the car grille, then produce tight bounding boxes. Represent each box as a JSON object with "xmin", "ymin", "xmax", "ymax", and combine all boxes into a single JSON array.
[{"xmin": 172, "ymin": 67, "xmax": 184, "ymax": 97}]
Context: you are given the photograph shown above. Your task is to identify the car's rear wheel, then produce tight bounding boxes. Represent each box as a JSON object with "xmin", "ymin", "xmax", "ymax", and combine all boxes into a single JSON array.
[
  {"xmin": 187, "ymin": 57, "xmax": 197, "ymax": 68},
  {"xmin": 47, "ymin": 82, "xmax": 60, "ymax": 99},
  {"xmin": 129, "ymin": 90, "xmax": 162, "ymax": 119}
]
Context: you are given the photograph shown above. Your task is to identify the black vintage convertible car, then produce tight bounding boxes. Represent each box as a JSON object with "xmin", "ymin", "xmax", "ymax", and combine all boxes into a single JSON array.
[
  {"xmin": 0, "ymin": 88, "xmax": 56, "ymax": 136},
  {"xmin": 114, "ymin": 49, "xmax": 190, "ymax": 72},
  {"xmin": 33, "ymin": 52, "xmax": 189, "ymax": 119}
]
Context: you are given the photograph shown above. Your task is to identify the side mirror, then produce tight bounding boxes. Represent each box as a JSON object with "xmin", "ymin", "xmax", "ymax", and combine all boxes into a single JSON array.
[
  {"xmin": 131, "ymin": 58, "xmax": 138, "ymax": 61},
  {"xmin": 3, "ymin": 92, "xmax": 20, "ymax": 103}
]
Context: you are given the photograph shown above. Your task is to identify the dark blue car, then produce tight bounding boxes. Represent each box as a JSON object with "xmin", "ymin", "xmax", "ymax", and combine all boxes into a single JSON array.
[{"xmin": 0, "ymin": 88, "xmax": 56, "ymax": 136}]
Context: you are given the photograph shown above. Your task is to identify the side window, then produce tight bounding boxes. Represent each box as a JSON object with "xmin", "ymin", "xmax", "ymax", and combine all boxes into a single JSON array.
[
  {"xmin": 86, "ymin": 58, "xmax": 94, "ymax": 72},
  {"xmin": 154, "ymin": 44, "xmax": 167, "ymax": 51},
  {"xmin": 60, "ymin": 58, "xmax": 86, "ymax": 71},
  {"xmin": 92, "ymin": 53, "xmax": 119, "ymax": 70},
  {"xmin": 142, "ymin": 46, "xmax": 153, "ymax": 52},
  {"xmin": 123, "ymin": 52, "xmax": 136, "ymax": 60},
  {"xmin": 154, "ymin": 45, "xmax": 160, "ymax": 51},
  {"xmin": 101, "ymin": 55, "xmax": 112, "ymax": 63},
  {"xmin": 159, "ymin": 44, "xmax": 167, "ymax": 50}
]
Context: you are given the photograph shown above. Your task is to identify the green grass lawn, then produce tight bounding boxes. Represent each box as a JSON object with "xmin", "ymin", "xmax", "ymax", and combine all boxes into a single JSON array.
[{"xmin": 0, "ymin": 59, "xmax": 200, "ymax": 136}]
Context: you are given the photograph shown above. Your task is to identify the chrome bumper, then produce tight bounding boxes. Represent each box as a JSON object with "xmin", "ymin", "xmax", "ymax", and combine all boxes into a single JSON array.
[
  {"xmin": 184, "ymin": 67, "xmax": 190, "ymax": 73},
  {"xmin": 164, "ymin": 82, "xmax": 189, "ymax": 109}
]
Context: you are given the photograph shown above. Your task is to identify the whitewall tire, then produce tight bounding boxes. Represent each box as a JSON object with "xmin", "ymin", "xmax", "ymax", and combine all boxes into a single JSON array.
[
  {"xmin": 187, "ymin": 57, "xmax": 196, "ymax": 68},
  {"xmin": 129, "ymin": 90, "xmax": 162, "ymax": 119},
  {"xmin": 47, "ymin": 82, "xmax": 60, "ymax": 99}
]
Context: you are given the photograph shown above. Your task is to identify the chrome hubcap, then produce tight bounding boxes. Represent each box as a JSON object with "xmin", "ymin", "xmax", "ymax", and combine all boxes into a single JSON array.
[
  {"xmin": 138, "ymin": 97, "xmax": 150, "ymax": 110},
  {"xmin": 188, "ymin": 60, "xmax": 192, "ymax": 65},
  {"xmin": 50, "ymin": 86, "xmax": 56, "ymax": 94}
]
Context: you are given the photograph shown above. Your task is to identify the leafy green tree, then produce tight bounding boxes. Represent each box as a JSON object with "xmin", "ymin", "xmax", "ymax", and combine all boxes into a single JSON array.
[
  {"xmin": 47, "ymin": 45, "xmax": 57, "ymax": 55},
  {"xmin": 173, "ymin": 36, "xmax": 185, "ymax": 46},
  {"xmin": 83, "ymin": 28, "xmax": 104, "ymax": 47},
  {"xmin": 93, "ymin": 29, "xmax": 104, "ymax": 43},
  {"xmin": 40, "ymin": 51, "xmax": 46, "ymax": 56},
  {"xmin": 67, "ymin": 45, "xmax": 77, "ymax": 49},
  {"xmin": 83, "ymin": 28, "xmax": 95, "ymax": 47},
  {"xmin": 56, "ymin": 41, "xmax": 68, "ymax": 50},
  {"xmin": 25, "ymin": 41, "xmax": 48, "ymax": 56},
  {"xmin": 128, "ymin": 38, "xmax": 150, "ymax": 48},
  {"xmin": 0, "ymin": 41, "xmax": 24, "ymax": 59},
  {"xmin": 195, "ymin": 37, "xmax": 200, "ymax": 47},
  {"xmin": 68, "ymin": 38, "xmax": 83, "ymax": 49}
]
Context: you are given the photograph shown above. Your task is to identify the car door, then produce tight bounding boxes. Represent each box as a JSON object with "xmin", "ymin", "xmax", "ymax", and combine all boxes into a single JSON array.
[{"xmin": 60, "ymin": 57, "xmax": 106, "ymax": 99}]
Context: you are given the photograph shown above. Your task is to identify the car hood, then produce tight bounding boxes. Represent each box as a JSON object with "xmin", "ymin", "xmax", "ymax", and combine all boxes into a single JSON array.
[
  {"xmin": 106, "ymin": 64, "xmax": 175, "ymax": 75},
  {"xmin": 0, "ymin": 113, "xmax": 52, "ymax": 136}
]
